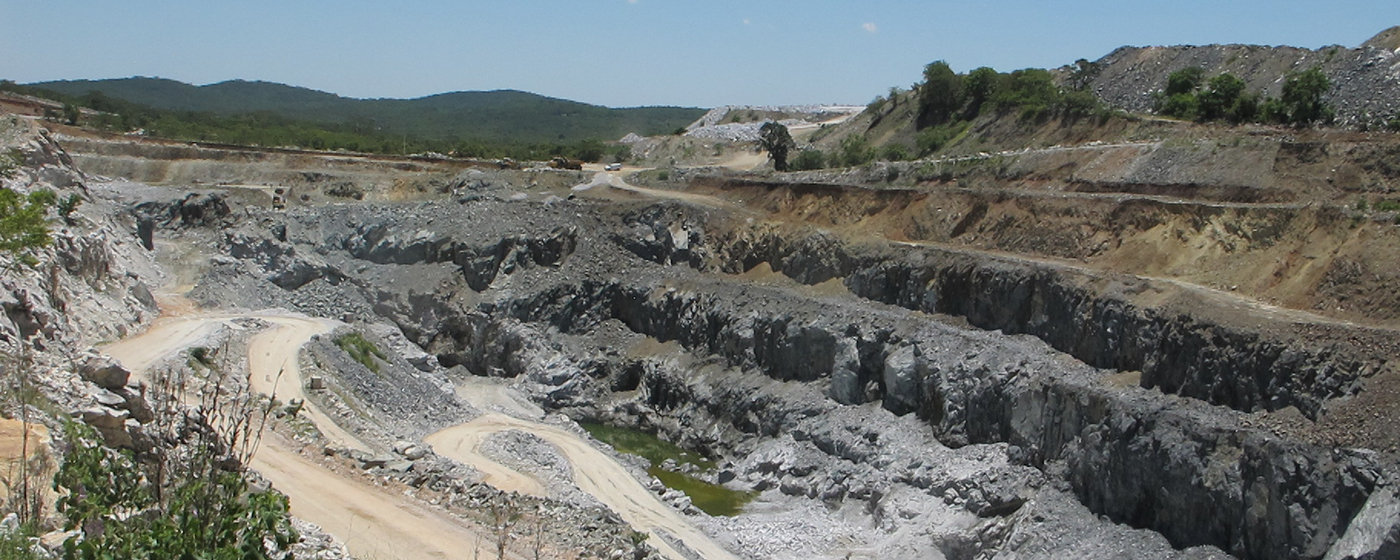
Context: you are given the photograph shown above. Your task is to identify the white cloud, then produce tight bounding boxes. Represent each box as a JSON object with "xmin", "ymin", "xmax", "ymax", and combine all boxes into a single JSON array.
[
  {"xmin": 862, "ymin": 22, "xmax": 878, "ymax": 33},
  {"xmin": 743, "ymin": 18, "xmax": 752, "ymax": 25}
]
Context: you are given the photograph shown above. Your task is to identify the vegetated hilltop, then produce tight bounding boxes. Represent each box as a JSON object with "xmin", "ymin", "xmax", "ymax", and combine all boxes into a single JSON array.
[
  {"xmin": 1083, "ymin": 26, "xmax": 1400, "ymax": 128},
  {"xmin": 783, "ymin": 26, "xmax": 1400, "ymax": 171},
  {"xmin": 24, "ymin": 77, "xmax": 706, "ymax": 144}
]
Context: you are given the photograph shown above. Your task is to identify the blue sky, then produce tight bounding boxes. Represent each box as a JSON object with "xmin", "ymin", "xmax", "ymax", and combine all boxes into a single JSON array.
[{"xmin": 2, "ymin": 1, "xmax": 1397, "ymax": 108}]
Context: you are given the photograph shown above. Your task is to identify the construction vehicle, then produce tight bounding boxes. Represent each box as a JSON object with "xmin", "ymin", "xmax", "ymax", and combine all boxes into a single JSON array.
[{"xmin": 549, "ymin": 156, "xmax": 584, "ymax": 170}]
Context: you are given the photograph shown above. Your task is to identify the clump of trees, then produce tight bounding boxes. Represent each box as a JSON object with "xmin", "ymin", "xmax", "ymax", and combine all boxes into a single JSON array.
[
  {"xmin": 917, "ymin": 61, "xmax": 1107, "ymax": 131},
  {"xmin": 910, "ymin": 61, "xmax": 1108, "ymax": 158},
  {"xmin": 791, "ymin": 60, "xmax": 1111, "ymax": 172},
  {"xmin": 1155, "ymin": 66, "xmax": 1334, "ymax": 126},
  {"xmin": 758, "ymin": 122, "xmax": 795, "ymax": 171}
]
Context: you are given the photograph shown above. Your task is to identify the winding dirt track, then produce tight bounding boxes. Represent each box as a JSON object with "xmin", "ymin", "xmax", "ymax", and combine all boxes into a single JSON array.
[
  {"xmin": 575, "ymin": 171, "xmax": 745, "ymax": 212},
  {"xmin": 102, "ymin": 313, "xmax": 500, "ymax": 560},
  {"xmin": 103, "ymin": 310, "xmax": 738, "ymax": 560},
  {"xmin": 428, "ymin": 414, "xmax": 741, "ymax": 560}
]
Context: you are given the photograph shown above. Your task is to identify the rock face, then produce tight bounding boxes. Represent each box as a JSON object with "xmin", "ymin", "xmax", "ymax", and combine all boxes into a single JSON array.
[
  {"xmin": 79, "ymin": 356, "xmax": 131, "ymax": 390},
  {"xmin": 0, "ymin": 118, "xmax": 158, "ymax": 346},
  {"xmin": 498, "ymin": 274, "xmax": 1381, "ymax": 559},
  {"xmin": 698, "ymin": 225, "xmax": 1391, "ymax": 421},
  {"xmin": 112, "ymin": 129, "xmax": 1400, "ymax": 559},
  {"xmin": 342, "ymin": 221, "xmax": 578, "ymax": 291},
  {"xmin": 0, "ymin": 117, "xmax": 161, "ymax": 455},
  {"xmin": 135, "ymin": 182, "xmax": 1393, "ymax": 560}
]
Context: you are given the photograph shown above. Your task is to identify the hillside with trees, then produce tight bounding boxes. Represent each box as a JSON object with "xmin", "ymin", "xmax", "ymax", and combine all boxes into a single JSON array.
[{"xmin": 20, "ymin": 77, "xmax": 705, "ymax": 145}]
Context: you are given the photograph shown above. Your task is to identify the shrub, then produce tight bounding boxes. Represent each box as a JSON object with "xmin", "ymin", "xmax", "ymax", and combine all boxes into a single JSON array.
[
  {"xmin": 1374, "ymin": 199, "xmax": 1400, "ymax": 212},
  {"xmin": 1160, "ymin": 93, "xmax": 1200, "ymax": 120},
  {"xmin": 837, "ymin": 135, "xmax": 874, "ymax": 167},
  {"xmin": 571, "ymin": 139, "xmax": 606, "ymax": 163},
  {"xmin": 0, "ymin": 528, "xmax": 42, "ymax": 560},
  {"xmin": 758, "ymin": 122, "xmax": 795, "ymax": 172},
  {"xmin": 963, "ymin": 67, "xmax": 1000, "ymax": 118},
  {"xmin": 990, "ymin": 69, "xmax": 1059, "ymax": 114},
  {"xmin": 866, "ymin": 95, "xmax": 887, "ymax": 114},
  {"xmin": 1057, "ymin": 89, "xmax": 1102, "ymax": 120},
  {"xmin": 1233, "ymin": 92, "xmax": 1261, "ymax": 123},
  {"xmin": 790, "ymin": 149, "xmax": 826, "ymax": 171},
  {"xmin": 609, "ymin": 145, "xmax": 632, "ymax": 164},
  {"xmin": 55, "ymin": 423, "xmax": 298, "ymax": 560},
  {"xmin": 56, "ymin": 194, "xmax": 82, "ymax": 223},
  {"xmin": 1198, "ymin": 73, "xmax": 1246, "ymax": 121},
  {"xmin": 1260, "ymin": 96, "xmax": 1291, "ymax": 124},
  {"xmin": 879, "ymin": 144, "xmax": 911, "ymax": 162},
  {"xmin": 1282, "ymin": 67, "xmax": 1333, "ymax": 125},
  {"xmin": 1164, "ymin": 67, "xmax": 1206, "ymax": 97},
  {"xmin": 0, "ymin": 149, "xmax": 21, "ymax": 180},
  {"xmin": 0, "ymin": 188, "xmax": 55, "ymax": 268},
  {"xmin": 917, "ymin": 121, "xmax": 969, "ymax": 156}
]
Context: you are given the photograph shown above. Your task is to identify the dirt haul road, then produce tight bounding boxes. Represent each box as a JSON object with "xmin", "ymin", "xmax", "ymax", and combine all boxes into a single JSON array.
[
  {"xmin": 103, "ymin": 310, "xmax": 738, "ymax": 560},
  {"xmin": 103, "ymin": 312, "xmax": 504, "ymax": 560},
  {"xmin": 428, "ymin": 414, "xmax": 741, "ymax": 560}
]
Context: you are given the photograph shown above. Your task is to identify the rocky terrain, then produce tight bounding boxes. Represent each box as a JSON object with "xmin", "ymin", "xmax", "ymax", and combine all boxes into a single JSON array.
[
  {"xmin": 42, "ymin": 105, "xmax": 1390, "ymax": 559},
  {"xmin": 1081, "ymin": 26, "xmax": 1400, "ymax": 128},
  {"xmin": 5, "ymin": 30, "xmax": 1400, "ymax": 560}
]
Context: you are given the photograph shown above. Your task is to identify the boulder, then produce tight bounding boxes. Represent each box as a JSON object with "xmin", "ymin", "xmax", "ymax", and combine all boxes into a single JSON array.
[
  {"xmin": 80, "ymin": 356, "xmax": 131, "ymax": 390},
  {"xmin": 81, "ymin": 406, "xmax": 129, "ymax": 429},
  {"xmin": 828, "ymin": 337, "xmax": 863, "ymax": 405},
  {"xmin": 1324, "ymin": 485, "xmax": 1400, "ymax": 560}
]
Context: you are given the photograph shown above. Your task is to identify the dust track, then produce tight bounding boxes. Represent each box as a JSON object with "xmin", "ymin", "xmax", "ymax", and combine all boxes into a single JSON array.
[
  {"xmin": 103, "ymin": 311, "xmax": 501, "ymax": 560},
  {"xmin": 103, "ymin": 309, "xmax": 737, "ymax": 560},
  {"xmin": 428, "ymin": 414, "xmax": 741, "ymax": 560}
]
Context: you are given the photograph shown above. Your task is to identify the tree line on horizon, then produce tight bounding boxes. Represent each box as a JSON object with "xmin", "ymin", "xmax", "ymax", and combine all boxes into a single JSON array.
[{"xmin": 0, "ymin": 81, "xmax": 643, "ymax": 163}]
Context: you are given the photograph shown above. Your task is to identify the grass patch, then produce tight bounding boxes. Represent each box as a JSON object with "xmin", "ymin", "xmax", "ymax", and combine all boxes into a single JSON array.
[
  {"xmin": 0, "ymin": 526, "xmax": 42, "ymax": 560},
  {"xmin": 1373, "ymin": 199, "xmax": 1400, "ymax": 212},
  {"xmin": 333, "ymin": 332, "xmax": 386, "ymax": 374},
  {"xmin": 582, "ymin": 422, "xmax": 755, "ymax": 516}
]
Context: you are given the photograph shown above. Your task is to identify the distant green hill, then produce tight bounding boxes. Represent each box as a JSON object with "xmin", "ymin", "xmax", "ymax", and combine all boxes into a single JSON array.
[{"xmin": 28, "ymin": 77, "xmax": 705, "ymax": 143}]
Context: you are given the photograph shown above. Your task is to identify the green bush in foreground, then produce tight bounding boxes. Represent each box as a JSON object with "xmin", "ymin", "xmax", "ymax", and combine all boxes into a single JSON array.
[
  {"xmin": 54, "ymin": 423, "xmax": 298, "ymax": 560},
  {"xmin": 0, "ymin": 528, "xmax": 42, "ymax": 560}
]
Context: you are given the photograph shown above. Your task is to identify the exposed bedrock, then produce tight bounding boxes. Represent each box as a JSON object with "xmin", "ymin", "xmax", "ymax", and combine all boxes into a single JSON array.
[
  {"xmin": 343, "ymin": 221, "xmax": 578, "ymax": 291},
  {"xmin": 209, "ymin": 199, "xmax": 1400, "ymax": 560},
  {"xmin": 642, "ymin": 220, "xmax": 1392, "ymax": 421},
  {"xmin": 482, "ymin": 274, "xmax": 1388, "ymax": 559}
]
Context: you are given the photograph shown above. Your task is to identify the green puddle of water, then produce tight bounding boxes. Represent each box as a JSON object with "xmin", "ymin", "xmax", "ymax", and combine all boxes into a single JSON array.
[{"xmin": 581, "ymin": 422, "xmax": 757, "ymax": 517}]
